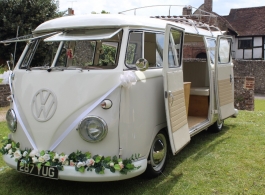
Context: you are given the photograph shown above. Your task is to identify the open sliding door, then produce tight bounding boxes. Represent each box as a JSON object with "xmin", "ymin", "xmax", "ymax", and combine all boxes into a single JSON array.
[
  {"xmin": 163, "ymin": 24, "xmax": 190, "ymax": 155},
  {"xmin": 215, "ymin": 35, "xmax": 235, "ymax": 120}
]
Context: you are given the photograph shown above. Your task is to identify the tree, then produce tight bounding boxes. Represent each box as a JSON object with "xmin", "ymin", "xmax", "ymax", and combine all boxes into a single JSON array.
[{"xmin": 0, "ymin": 0, "xmax": 64, "ymax": 64}]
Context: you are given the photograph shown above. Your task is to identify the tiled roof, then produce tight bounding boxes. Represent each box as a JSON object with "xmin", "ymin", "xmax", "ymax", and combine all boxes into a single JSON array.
[{"xmin": 223, "ymin": 6, "xmax": 265, "ymax": 36}]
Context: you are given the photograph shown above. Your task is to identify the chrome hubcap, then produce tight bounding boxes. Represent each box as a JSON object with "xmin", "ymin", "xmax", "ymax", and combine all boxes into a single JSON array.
[{"xmin": 150, "ymin": 133, "xmax": 167, "ymax": 171}]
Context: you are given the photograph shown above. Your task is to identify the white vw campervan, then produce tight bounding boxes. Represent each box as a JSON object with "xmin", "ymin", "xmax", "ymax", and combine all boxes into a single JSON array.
[{"xmin": 1, "ymin": 13, "xmax": 237, "ymax": 181}]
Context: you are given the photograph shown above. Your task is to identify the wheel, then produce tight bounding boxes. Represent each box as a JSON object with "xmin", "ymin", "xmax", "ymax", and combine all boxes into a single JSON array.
[
  {"xmin": 209, "ymin": 120, "xmax": 224, "ymax": 133},
  {"xmin": 144, "ymin": 130, "xmax": 168, "ymax": 178}
]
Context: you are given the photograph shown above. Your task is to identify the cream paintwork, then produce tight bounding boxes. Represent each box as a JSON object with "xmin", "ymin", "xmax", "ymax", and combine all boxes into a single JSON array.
[
  {"xmin": 12, "ymin": 69, "xmax": 122, "ymax": 155},
  {"xmin": 215, "ymin": 36, "xmax": 235, "ymax": 120},
  {"xmin": 119, "ymin": 69, "xmax": 166, "ymax": 159},
  {"xmin": 163, "ymin": 24, "xmax": 190, "ymax": 154},
  {"xmin": 2, "ymin": 14, "xmax": 237, "ymax": 181}
]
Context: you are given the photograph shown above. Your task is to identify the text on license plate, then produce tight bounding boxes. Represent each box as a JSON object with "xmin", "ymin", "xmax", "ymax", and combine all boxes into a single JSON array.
[{"xmin": 17, "ymin": 161, "xmax": 58, "ymax": 179}]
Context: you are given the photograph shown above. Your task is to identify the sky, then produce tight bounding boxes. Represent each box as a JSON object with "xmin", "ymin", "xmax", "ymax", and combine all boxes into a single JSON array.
[{"xmin": 57, "ymin": 0, "xmax": 264, "ymax": 16}]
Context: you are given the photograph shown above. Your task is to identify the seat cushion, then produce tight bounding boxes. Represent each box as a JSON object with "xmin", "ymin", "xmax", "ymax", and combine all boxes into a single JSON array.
[{"xmin": 190, "ymin": 87, "xmax": 209, "ymax": 96}]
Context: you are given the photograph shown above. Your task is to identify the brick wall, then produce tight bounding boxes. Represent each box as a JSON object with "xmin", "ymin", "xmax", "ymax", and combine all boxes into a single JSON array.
[
  {"xmin": 233, "ymin": 59, "xmax": 265, "ymax": 94},
  {"xmin": 0, "ymin": 84, "xmax": 10, "ymax": 107},
  {"xmin": 234, "ymin": 76, "xmax": 255, "ymax": 111},
  {"xmin": 183, "ymin": 43, "xmax": 206, "ymax": 58},
  {"xmin": 204, "ymin": 0, "xmax": 213, "ymax": 12}
]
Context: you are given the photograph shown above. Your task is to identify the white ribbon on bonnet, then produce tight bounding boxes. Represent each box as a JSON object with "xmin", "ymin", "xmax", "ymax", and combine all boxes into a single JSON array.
[
  {"xmin": 49, "ymin": 71, "xmax": 137, "ymax": 151},
  {"xmin": 9, "ymin": 71, "xmax": 137, "ymax": 151}
]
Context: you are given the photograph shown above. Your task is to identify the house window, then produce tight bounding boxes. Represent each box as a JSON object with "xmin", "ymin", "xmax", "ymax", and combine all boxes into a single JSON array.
[{"xmin": 238, "ymin": 39, "xmax": 252, "ymax": 49}]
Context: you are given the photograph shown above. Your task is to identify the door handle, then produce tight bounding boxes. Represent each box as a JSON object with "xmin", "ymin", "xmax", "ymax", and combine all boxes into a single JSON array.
[{"xmin": 230, "ymin": 74, "xmax": 233, "ymax": 83}]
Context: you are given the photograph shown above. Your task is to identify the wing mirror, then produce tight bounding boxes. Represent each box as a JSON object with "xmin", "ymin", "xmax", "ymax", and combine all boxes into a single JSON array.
[{"xmin": 135, "ymin": 58, "xmax": 149, "ymax": 71}]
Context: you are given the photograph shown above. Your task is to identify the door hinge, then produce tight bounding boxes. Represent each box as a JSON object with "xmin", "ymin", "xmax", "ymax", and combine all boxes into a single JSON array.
[
  {"xmin": 119, "ymin": 148, "xmax": 123, "ymax": 157},
  {"xmin": 165, "ymin": 91, "xmax": 168, "ymax": 98}
]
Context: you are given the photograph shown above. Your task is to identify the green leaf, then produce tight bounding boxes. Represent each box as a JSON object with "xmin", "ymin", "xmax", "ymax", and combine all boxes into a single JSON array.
[
  {"xmin": 120, "ymin": 168, "xmax": 128, "ymax": 175},
  {"xmin": 125, "ymin": 164, "xmax": 135, "ymax": 170},
  {"xmin": 85, "ymin": 152, "xmax": 91, "ymax": 159},
  {"xmin": 57, "ymin": 165, "xmax": 64, "ymax": 171},
  {"xmin": 110, "ymin": 167, "xmax": 115, "ymax": 173},
  {"xmin": 104, "ymin": 156, "xmax": 111, "ymax": 163},
  {"xmin": 37, "ymin": 163, "xmax": 42, "ymax": 170},
  {"xmin": 49, "ymin": 151, "xmax": 55, "ymax": 159},
  {"xmin": 112, "ymin": 156, "xmax": 118, "ymax": 163},
  {"xmin": 95, "ymin": 155, "xmax": 102, "ymax": 163},
  {"xmin": 11, "ymin": 141, "xmax": 16, "ymax": 148},
  {"xmin": 40, "ymin": 150, "xmax": 45, "ymax": 156},
  {"xmin": 45, "ymin": 161, "xmax": 50, "ymax": 166},
  {"xmin": 114, "ymin": 164, "xmax": 121, "ymax": 171},
  {"xmin": 95, "ymin": 166, "xmax": 104, "ymax": 174},
  {"xmin": 78, "ymin": 166, "xmax": 85, "ymax": 173},
  {"xmin": 19, "ymin": 161, "xmax": 24, "ymax": 167}
]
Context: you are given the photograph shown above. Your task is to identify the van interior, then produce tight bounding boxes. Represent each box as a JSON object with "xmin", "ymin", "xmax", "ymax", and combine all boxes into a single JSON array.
[
  {"xmin": 182, "ymin": 34, "xmax": 210, "ymax": 129},
  {"xmin": 127, "ymin": 31, "xmax": 211, "ymax": 130}
]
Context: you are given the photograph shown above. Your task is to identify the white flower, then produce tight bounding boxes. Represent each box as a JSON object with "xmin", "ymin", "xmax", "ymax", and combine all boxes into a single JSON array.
[
  {"xmin": 32, "ymin": 157, "xmax": 38, "ymax": 163},
  {"xmin": 43, "ymin": 154, "xmax": 50, "ymax": 161},
  {"xmin": 8, "ymin": 149, "xmax": 12, "ymax": 155},
  {"xmin": 119, "ymin": 161, "xmax": 124, "ymax": 169},
  {"xmin": 38, "ymin": 156, "xmax": 45, "ymax": 163},
  {"xmin": 29, "ymin": 150, "xmax": 39, "ymax": 157},
  {"xmin": 86, "ymin": 159, "xmax": 95, "ymax": 167},
  {"xmin": 23, "ymin": 151, "xmax": 28, "ymax": 157},
  {"xmin": 59, "ymin": 155, "xmax": 68, "ymax": 163},
  {"xmin": 53, "ymin": 153, "xmax": 59, "ymax": 160},
  {"xmin": 77, "ymin": 162, "xmax": 85, "ymax": 168},
  {"xmin": 109, "ymin": 162, "xmax": 114, "ymax": 167},
  {"xmin": 4, "ymin": 144, "xmax": 11, "ymax": 150},
  {"xmin": 14, "ymin": 150, "xmax": 22, "ymax": 159}
]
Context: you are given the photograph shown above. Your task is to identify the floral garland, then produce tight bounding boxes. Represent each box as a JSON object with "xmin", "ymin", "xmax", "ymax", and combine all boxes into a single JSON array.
[{"xmin": 0, "ymin": 137, "xmax": 140, "ymax": 175}]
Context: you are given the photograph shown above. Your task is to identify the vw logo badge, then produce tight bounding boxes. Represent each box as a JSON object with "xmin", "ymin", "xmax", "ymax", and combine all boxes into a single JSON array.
[{"xmin": 31, "ymin": 89, "xmax": 57, "ymax": 122}]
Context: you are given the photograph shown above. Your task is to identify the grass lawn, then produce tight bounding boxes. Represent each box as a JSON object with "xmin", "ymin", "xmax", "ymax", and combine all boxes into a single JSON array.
[{"xmin": 1, "ymin": 100, "xmax": 265, "ymax": 194}]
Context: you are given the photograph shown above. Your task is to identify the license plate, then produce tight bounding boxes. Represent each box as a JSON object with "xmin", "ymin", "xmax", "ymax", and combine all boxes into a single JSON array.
[{"xmin": 17, "ymin": 161, "xmax": 58, "ymax": 180}]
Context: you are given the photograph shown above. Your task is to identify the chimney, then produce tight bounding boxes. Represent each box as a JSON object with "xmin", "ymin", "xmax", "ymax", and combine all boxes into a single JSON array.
[
  {"xmin": 68, "ymin": 8, "xmax": 74, "ymax": 15},
  {"xmin": 182, "ymin": 5, "xmax": 192, "ymax": 15},
  {"xmin": 204, "ymin": 0, "xmax": 212, "ymax": 12}
]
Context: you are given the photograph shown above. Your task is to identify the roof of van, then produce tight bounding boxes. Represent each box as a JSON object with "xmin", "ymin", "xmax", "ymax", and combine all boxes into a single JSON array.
[{"xmin": 34, "ymin": 14, "xmax": 220, "ymax": 37}]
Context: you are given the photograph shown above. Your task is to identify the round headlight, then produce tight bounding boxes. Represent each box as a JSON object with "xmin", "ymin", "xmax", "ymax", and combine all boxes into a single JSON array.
[
  {"xmin": 78, "ymin": 116, "xmax": 108, "ymax": 143},
  {"xmin": 6, "ymin": 109, "xmax": 17, "ymax": 133}
]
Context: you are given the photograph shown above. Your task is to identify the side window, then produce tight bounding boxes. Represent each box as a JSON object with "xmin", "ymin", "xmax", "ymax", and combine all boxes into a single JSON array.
[
  {"xmin": 126, "ymin": 32, "xmax": 142, "ymax": 67},
  {"xmin": 206, "ymin": 38, "xmax": 216, "ymax": 64},
  {"xmin": 218, "ymin": 38, "xmax": 231, "ymax": 64},
  {"xmin": 125, "ymin": 31, "xmax": 165, "ymax": 69},
  {"xmin": 168, "ymin": 29, "xmax": 183, "ymax": 68},
  {"xmin": 156, "ymin": 34, "xmax": 164, "ymax": 67}
]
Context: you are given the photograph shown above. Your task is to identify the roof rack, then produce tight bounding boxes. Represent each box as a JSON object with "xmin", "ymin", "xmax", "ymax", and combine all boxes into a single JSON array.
[
  {"xmin": 155, "ymin": 16, "xmax": 222, "ymax": 36},
  {"xmin": 119, "ymin": 5, "xmax": 222, "ymax": 36}
]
